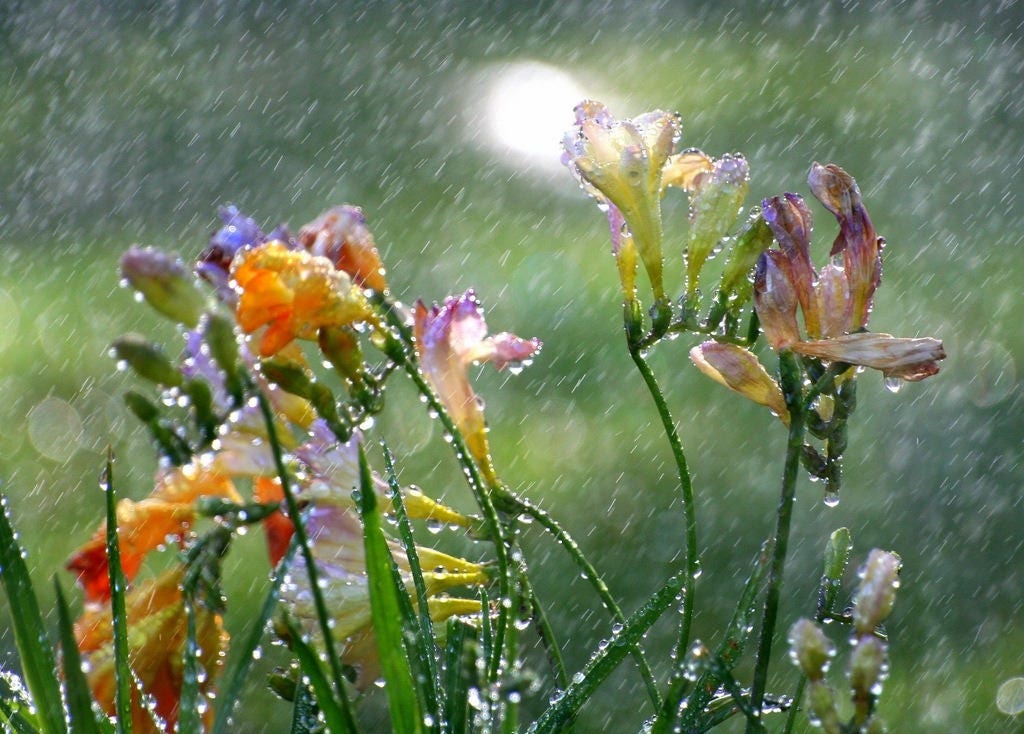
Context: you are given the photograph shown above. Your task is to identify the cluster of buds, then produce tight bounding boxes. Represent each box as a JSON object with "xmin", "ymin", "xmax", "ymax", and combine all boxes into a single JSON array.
[
  {"xmin": 68, "ymin": 201, "xmax": 542, "ymax": 728},
  {"xmin": 789, "ymin": 547, "xmax": 902, "ymax": 732}
]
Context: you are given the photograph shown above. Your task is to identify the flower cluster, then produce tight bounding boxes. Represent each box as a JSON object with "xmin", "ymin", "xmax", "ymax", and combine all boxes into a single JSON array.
[
  {"xmin": 789, "ymin": 548, "xmax": 902, "ymax": 732},
  {"xmin": 67, "ymin": 202, "xmax": 541, "ymax": 729}
]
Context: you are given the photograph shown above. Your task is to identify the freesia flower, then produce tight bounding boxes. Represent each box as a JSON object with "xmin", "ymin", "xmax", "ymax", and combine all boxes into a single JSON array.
[
  {"xmin": 279, "ymin": 502, "xmax": 486, "ymax": 683},
  {"xmin": 689, "ymin": 341, "xmax": 789, "ymax": 424},
  {"xmin": 753, "ymin": 163, "xmax": 945, "ymax": 384},
  {"xmin": 414, "ymin": 290, "xmax": 540, "ymax": 479},
  {"xmin": 297, "ymin": 205, "xmax": 388, "ymax": 292},
  {"xmin": 240, "ymin": 422, "xmax": 474, "ymax": 566},
  {"xmin": 232, "ymin": 241, "xmax": 375, "ymax": 357},
  {"xmin": 563, "ymin": 100, "xmax": 681, "ymax": 302},
  {"xmin": 66, "ymin": 466, "xmax": 241, "ymax": 603},
  {"xmin": 74, "ymin": 567, "xmax": 227, "ymax": 733}
]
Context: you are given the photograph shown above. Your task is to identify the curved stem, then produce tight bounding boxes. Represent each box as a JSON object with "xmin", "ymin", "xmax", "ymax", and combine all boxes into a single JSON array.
[
  {"xmin": 747, "ymin": 351, "xmax": 805, "ymax": 730},
  {"xmin": 399, "ymin": 358, "xmax": 514, "ymax": 681},
  {"xmin": 497, "ymin": 491, "xmax": 662, "ymax": 709},
  {"xmin": 627, "ymin": 345, "xmax": 698, "ymax": 667}
]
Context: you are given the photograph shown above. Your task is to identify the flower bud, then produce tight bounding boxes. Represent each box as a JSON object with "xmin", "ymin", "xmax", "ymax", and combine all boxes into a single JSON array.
[
  {"xmin": 823, "ymin": 527, "xmax": 853, "ymax": 585},
  {"xmin": 847, "ymin": 634, "xmax": 888, "ymax": 700},
  {"xmin": 689, "ymin": 341, "xmax": 789, "ymax": 424},
  {"xmin": 762, "ymin": 193, "xmax": 818, "ymax": 336},
  {"xmin": 121, "ymin": 246, "xmax": 205, "ymax": 327},
  {"xmin": 319, "ymin": 325, "xmax": 365, "ymax": 383},
  {"xmin": 788, "ymin": 618, "xmax": 834, "ymax": 680},
  {"xmin": 793, "ymin": 333, "xmax": 945, "ymax": 382},
  {"xmin": 719, "ymin": 212, "xmax": 773, "ymax": 304},
  {"xmin": 853, "ymin": 549, "xmax": 902, "ymax": 634},
  {"xmin": 806, "ymin": 679, "xmax": 841, "ymax": 733},
  {"xmin": 753, "ymin": 251, "xmax": 802, "ymax": 350},
  {"xmin": 110, "ymin": 335, "xmax": 182, "ymax": 387},
  {"xmin": 685, "ymin": 154, "xmax": 749, "ymax": 296}
]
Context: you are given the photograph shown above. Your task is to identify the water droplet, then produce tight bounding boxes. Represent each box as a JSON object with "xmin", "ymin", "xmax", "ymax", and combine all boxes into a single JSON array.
[
  {"xmin": 883, "ymin": 376, "xmax": 903, "ymax": 393},
  {"xmin": 823, "ymin": 490, "xmax": 840, "ymax": 508}
]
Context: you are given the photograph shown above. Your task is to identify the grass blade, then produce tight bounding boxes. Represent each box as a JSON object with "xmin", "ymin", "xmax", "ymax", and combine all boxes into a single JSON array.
[
  {"xmin": 381, "ymin": 442, "xmax": 441, "ymax": 730},
  {"xmin": 356, "ymin": 445, "xmax": 423, "ymax": 734},
  {"xmin": 101, "ymin": 452, "xmax": 133, "ymax": 733},
  {"xmin": 289, "ymin": 676, "xmax": 319, "ymax": 734},
  {"xmin": 442, "ymin": 618, "xmax": 470, "ymax": 734},
  {"xmin": 212, "ymin": 539, "xmax": 299, "ymax": 734},
  {"xmin": 527, "ymin": 572, "xmax": 687, "ymax": 734},
  {"xmin": 284, "ymin": 617, "xmax": 354, "ymax": 734},
  {"xmin": 54, "ymin": 577, "xmax": 103, "ymax": 734},
  {"xmin": 0, "ymin": 493, "xmax": 67, "ymax": 734}
]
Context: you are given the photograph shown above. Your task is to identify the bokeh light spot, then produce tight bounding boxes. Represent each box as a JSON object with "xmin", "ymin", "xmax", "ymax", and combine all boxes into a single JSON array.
[{"xmin": 27, "ymin": 397, "xmax": 84, "ymax": 463}]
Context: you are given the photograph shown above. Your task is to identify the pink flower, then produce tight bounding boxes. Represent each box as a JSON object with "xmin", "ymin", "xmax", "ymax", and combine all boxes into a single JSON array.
[{"xmin": 414, "ymin": 291, "xmax": 540, "ymax": 475}]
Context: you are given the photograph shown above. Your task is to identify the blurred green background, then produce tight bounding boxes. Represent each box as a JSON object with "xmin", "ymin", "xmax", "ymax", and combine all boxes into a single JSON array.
[{"xmin": 2, "ymin": 1, "xmax": 1022, "ymax": 730}]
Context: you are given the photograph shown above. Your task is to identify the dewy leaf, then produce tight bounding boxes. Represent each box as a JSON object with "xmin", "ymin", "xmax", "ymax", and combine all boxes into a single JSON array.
[
  {"xmin": 527, "ymin": 572, "xmax": 687, "ymax": 734},
  {"xmin": 102, "ymin": 454, "xmax": 133, "ymax": 734},
  {"xmin": 0, "ymin": 494, "xmax": 67, "ymax": 734},
  {"xmin": 54, "ymin": 578, "xmax": 104, "ymax": 734},
  {"xmin": 357, "ymin": 446, "xmax": 424, "ymax": 734},
  {"xmin": 284, "ymin": 616, "xmax": 356, "ymax": 734}
]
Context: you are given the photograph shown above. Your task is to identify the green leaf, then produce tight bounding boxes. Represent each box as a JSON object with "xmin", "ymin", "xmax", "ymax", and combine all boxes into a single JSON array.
[
  {"xmin": 527, "ymin": 572, "xmax": 687, "ymax": 734},
  {"xmin": 381, "ymin": 442, "xmax": 441, "ymax": 730},
  {"xmin": 102, "ymin": 454, "xmax": 133, "ymax": 733},
  {"xmin": 289, "ymin": 678, "xmax": 319, "ymax": 734},
  {"xmin": 442, "ymin": 619, "xmax": 470, "ymax": 734},
  {"xmin": 285, "ymin": 617, "xmax": 354, "ymax": 734},
  {"xmin": 672, "ymin": 542, "xmax": 771, "ymax": 732},
  {"xmin": 54, "ymin": 578, "xmax": 104, "ymax": 734},
  {"xmin": 212, "ymin": 539, "xmax": 298, "ymax": 734},
  {"xmin": 0, "ymin": 494, "xmax": 67, "ymax": 734},
  {"xmin": 356, "ymin": 446, "xmax": 424, "ymax": 734}
]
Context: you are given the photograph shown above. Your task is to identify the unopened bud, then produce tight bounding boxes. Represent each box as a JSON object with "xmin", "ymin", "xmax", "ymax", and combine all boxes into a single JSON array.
[
  {"xmin": 853, "ymin": 549, "xmax": 901, "ymax": 634},
  {"xmin": 260, "ymin": 358, "xmax": 314, "ymax": 399},
  {"xmin": 788, "ymin": 618, "xmax": 834, "ymax": 681},
  {"xmin": 806, "ymin": 679, "xmax": 841, "ymax": 734},
  {"xmin": 121, "ymin": 246, "xmax": 205, "ymax": 327},
  {"xmin": 319, "ymin": 325, "xmax": 364, "ymax": 382},
  {"xmin": 111, "ymin": 335, "xmax": 182, "ymax": 387},
  {"xmin": 824, "ymin": 528, "xmax": 853, "ymax": 584},
  {"xmin": 847, "ymin": 634, "xmax": 888, "ymax": 700},
  {"xmin": 719, "ymin": 212, "xmax": 773, "ymax": 304}
]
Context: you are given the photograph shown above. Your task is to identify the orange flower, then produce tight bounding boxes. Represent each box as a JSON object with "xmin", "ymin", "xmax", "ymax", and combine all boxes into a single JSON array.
[
  {"xmin": 232, "ymin": 241, "xmax": 374, "ymax": 357},
  {"xmin": 75, "ymin": 567, "xmax": 228, "ymax": 733},
  {"xmin": 297, "ymin": 205, "xmax": 388, "ymax": 292},
  {"xmin": 66, "ymin": 466, "xmax": 241, "ymax": 603}
]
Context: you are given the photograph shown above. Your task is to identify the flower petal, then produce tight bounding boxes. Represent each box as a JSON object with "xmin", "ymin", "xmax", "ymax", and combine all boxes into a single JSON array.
[
  {"xmin": 690, "ymin": 341, "xmax": 789, "ymax": 424},
  {"xmin": 792, "ymin": 332, "xmax": 945, "ymax": 381}
]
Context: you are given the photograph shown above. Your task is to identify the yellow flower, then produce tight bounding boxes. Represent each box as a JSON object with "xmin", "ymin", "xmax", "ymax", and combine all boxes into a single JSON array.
[
  {"xmin": 563, "ymin": 100, "xmax": 681, "ymax": 302},
  {"xmin": 689, "ymin": 341, "xmax": 789, "ymax": 424},
  {"xmin": 280, "ymin": 502, "xmax": 486, "ymax": 683},
  {"xmin": 74, "ymin": 567, "xmax": 227, "ymax": 733},
  {"xmin": 232, "ymin": 241, "xmax": 373, "ymax": 357}
]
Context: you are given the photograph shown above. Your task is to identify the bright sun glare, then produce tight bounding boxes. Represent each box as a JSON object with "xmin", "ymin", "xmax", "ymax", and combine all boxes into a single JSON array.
[{"xmin": 484, "ymin": 61, "xmax": 588, "ymax": 168}]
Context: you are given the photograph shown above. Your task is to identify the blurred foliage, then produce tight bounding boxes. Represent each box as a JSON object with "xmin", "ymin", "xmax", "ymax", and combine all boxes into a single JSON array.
[{"xmin": 1, "ymin": 1, "xmax": 1022, "ymax": 731}]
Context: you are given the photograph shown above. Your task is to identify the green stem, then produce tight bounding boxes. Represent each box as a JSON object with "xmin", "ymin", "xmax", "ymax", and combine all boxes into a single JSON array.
[
  {"xmin": 627, "ymin": 345, "xmax": 698, "ymax": 667},
  {"xmin": 747, "ymin": 351, "xmax": 805, "ymax": 731},
  {"xmin": 253, "ymin": 387, "xmax": 357, "ymax": 729},
  {"xmin": 399, "ymin": 358, "xmax": 514, "ymax": 682},
  {"xmin": 497, "ymin": 491, "xmax": 661, "ymax": 709}
]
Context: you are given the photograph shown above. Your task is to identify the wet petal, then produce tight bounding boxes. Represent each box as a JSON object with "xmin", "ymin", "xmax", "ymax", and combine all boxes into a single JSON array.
[
  {"xmin": 762, "ymin": 193, "xmax": 819, "ymax": 336},
  {"xmin": 754, "ymin": 251, "xmax": 802, "ymax": 350},
  {"xmin": 792, "ymin": 332, "xmax": 945, "ymax": 381},
  {"xmin": 807, "ymin": 163, "xmax": 882, "ymax": 330},
  {"xmin": 297, "ymin": 205, "xmax": 388, "ymax": 292},
  {"xmin": 689, "ymin": 341, "xmax": 789, "ymax": 424}
]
